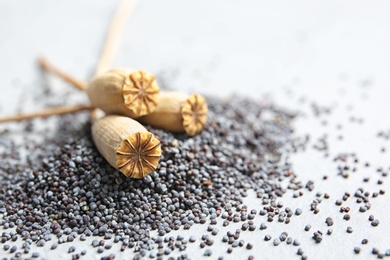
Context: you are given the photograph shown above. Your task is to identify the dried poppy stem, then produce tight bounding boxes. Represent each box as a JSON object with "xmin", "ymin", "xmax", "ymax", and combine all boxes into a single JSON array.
[
  {"xmin": 95, "ymin": 0, "xmax": 139, "ymax": 76},
  {"xmin": 0, "ymin": 2, "xmax": 137, "ymax": 123},
  {"xmin": 92, "ymin": 115, "xmax": 161, "ymax": 178},
  {"xmin": 0, "ymin": 105, "xmax": 92, "ymax": 123},
  {"xmin": 37, "ymin": 59, "xmax": 160, "ymax": 118},
  {"xmin": 38, "ymin": 0, "xmax": 138, "ymax": 89},
  {"xmin": 38, "ymin": 57, "xmax": 87, "ymax": 90},
  {"xmin": 38, "ymin": 0, "xmax": 158, "ymax": 119},
  {"xmin": 138, "ymin": 91, "xmax": 208, "ymax": 136}
]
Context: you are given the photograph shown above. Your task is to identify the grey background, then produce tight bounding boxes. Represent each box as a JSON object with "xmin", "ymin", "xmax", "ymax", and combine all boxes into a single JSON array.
[{"xmin": 0, "ymin": 0, "xmax": 389, "ymax": 259}]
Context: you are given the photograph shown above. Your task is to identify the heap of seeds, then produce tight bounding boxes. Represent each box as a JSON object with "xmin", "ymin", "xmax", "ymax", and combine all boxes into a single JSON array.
[
  {"xmin": 2, "ymin": 81, "xmax": 389, "ymax": 259},
  {"xmin": 0, "ymin": 95, "xmax": 298, "ymax": 256}
]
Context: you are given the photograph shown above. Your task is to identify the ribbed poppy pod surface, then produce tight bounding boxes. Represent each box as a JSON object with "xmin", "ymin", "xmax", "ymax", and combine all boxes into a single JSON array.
[
  {"xmin": 91, "ymin": 115, "xmax": 161, "ymax": 178},
  {"xmin": 138, "ymin": 91, "xmax": 208, "ymax": 136},
  {"xmin": 87, "ymin": 68, "xmax": 160, "ymax": 118}
]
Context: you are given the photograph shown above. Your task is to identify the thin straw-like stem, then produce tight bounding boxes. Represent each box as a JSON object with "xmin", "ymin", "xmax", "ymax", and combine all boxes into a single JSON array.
[
  {"xmin": 38, "ymin": 57, "xmax": 88, "ymax": 91},
  {"xmin": 27, "ymin": 1, "xmax": 138, "ymax": 123},
  {"xmin": 0, "ymin": 105, "xmax": 93, "ymax": 123},
  {"xmin": 38, "ymin": 0, "xmax": 138, "ymax": 90},
  {"xmin": 95, "ymin": 0, "xmax": 138, "ymax": 76},
  {"xmin": 92, "ymin": 0, "xmax": 138, "ymax": 122}
]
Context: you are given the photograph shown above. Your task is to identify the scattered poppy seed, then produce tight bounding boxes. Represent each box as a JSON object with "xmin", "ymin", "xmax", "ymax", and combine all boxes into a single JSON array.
[
  {"xmin": 293, "ymin": 239, "xmax": 300, "ymax": 246},
  {"xmin": 371, "ymin": 219, "xmax": 379, "ymax": 227},
  {"xmin": 260, "ymin": 223, "xmax": 267, "ymax": 230},
  {"xmin": 343, "ymin": 214, "xmax": 351, "ymax": 221},
  {"xmin": 304, "ymin": 225, "xmax": 311, "ymax": 231},
  {"xmin": 325, "ymin": 217, "xmax": 334, "ymax": 226},
  {"xmin": 92, "ymin": 240, "xmax": 99, "ymax": 248},
  {"xmin": 312, "ymin": 231, "xmax": 323, "ymax": 243},
  {"xmin": 204, "ymin": 249, "xmax": 212, "ymax": 256},
  {"xmin": 50, "ymin": 243, "xmax": 58, "ymax": 250}
]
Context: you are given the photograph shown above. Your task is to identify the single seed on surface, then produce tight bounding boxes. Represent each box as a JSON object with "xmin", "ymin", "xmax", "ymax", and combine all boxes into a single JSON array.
[
  {"xmin": 304, "ymin": 225, "xmax": 311, "ymax": 231},
  {"xmin": 371, "ymin": 219, "xmax": 379, "ymax": 226},
  {"xmin": 359, "ymin": 206, "xmax": 367, "ymax": 212},
  {"xmin": 293, "ymin": 239, "xmax": 300, "ymax": 246},
  {"xmin": 347, "ymin": 226, "xmax": 353, "ymax": 233},
  {"xmin": 325, "ymin": 217, "xmax": 334, "ymax": 226},
  {"xmin": 204, "ymin": 249, "xmax": 212, "ymax": 256},
  {"xmin": 10, "ymin": 246, "xmax": 17, "ymax": 253}
]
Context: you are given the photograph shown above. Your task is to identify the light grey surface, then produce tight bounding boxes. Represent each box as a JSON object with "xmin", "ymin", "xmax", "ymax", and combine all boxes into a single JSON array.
[{"xmin": 0, "ymin": 1, "xmax": 390, "ymax": 259}]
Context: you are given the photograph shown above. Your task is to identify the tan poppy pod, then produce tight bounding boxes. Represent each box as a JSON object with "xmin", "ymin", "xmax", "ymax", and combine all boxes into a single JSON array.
[
  {"xmin": 87, "ymin": 68, "xmax": 160, "ymax": 118},
  {"xmin": 138, "ymin": 91, "xmax": 208, "ymax": 136},
  {"xmin": 91, "ymin": 115, "xmax": 161, "ymax": 178}
]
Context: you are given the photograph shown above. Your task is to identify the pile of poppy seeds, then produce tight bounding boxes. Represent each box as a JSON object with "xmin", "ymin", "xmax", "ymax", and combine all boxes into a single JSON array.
[{"xmin": 0, "ymin": 88, "xmax": 389, "ymax": 259}]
